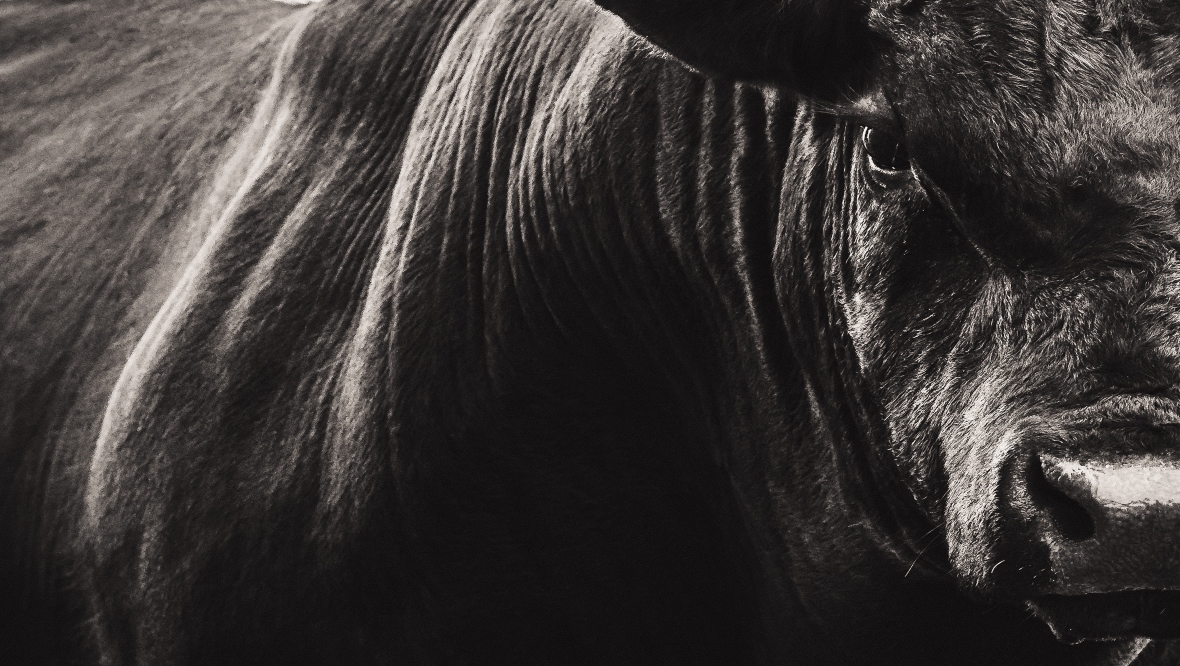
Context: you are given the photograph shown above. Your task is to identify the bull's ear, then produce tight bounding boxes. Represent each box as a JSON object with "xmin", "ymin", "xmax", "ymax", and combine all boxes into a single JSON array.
[{"xmin": 592, "ymin": 0, "xmax": 873, "ymax": 99}]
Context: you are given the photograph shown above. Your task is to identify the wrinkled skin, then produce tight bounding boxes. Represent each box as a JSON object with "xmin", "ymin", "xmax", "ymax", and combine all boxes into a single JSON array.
[{"xmin": 6, "ymin": 0, "xmax": 1180, "ymax": 664}]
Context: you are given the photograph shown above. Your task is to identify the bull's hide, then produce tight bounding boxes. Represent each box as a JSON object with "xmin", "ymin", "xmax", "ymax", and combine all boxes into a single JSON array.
[{"xmin": 2, "ymin": 0, "xmax": 1179, "ymax": 665}]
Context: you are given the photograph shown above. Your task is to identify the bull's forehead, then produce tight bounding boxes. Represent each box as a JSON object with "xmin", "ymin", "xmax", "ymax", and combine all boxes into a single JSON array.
[{"xmin": 874, "ymin": 0, "xmax": 1180, "ymax": 235}]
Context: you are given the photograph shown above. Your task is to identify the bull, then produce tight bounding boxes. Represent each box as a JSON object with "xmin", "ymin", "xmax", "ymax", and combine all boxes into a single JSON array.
[{"xmin": 4, "ymin": 0, "xmax": 1180, "ymax": 664}]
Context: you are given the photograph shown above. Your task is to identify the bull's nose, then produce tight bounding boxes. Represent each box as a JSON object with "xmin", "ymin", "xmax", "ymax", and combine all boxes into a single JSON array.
[{"xmin": 1028, "ymin": 454, "xmax": 1180, "ymax": 594}]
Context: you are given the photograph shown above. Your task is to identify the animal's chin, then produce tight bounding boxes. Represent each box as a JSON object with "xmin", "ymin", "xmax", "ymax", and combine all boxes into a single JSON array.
[{"xmin": 1028, "ymin": 591, "xmax": 1180, "ymax": 644}]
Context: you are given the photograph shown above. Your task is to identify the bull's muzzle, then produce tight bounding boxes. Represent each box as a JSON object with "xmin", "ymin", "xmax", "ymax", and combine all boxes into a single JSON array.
[
  {"xmin": 1037, "ymin": 455, "xmax": 1180, "ymax": 591},
  {"xmin": 1016, "ymin": 450, "xmax": 1180, "ymax": 640}
]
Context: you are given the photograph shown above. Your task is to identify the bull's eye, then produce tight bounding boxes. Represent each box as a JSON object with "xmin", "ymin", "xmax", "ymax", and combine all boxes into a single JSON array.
[{"xmin": 862, "ymin": 126, "xmax": 910, "ymax": 173}]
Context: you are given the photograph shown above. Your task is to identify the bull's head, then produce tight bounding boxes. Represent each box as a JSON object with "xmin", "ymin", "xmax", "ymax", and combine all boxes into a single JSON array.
[{"xmin": 598, "ymin": 0, "xmax": 1180, "ymax": 655}]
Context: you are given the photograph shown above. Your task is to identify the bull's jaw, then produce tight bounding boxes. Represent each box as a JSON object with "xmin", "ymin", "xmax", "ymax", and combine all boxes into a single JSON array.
[
  {"xmin": 1031, "ymin": 591, "xmax": 1180, "ymax": 643},
  {"xmin": 1067, "ymin": 638, "xmax": 1151, "ymax": 666}
]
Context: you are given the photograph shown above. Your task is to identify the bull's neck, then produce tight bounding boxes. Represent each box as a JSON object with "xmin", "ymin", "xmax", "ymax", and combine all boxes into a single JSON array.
[{"xmin": 376, "ymin": 0, "xmax": 855, "ymax": 658}]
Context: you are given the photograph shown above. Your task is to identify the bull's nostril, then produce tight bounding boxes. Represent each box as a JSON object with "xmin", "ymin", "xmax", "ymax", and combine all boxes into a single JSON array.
[{"xmin": 1028, "ymin": 456, "xmax": 1096, "ymax": 542}]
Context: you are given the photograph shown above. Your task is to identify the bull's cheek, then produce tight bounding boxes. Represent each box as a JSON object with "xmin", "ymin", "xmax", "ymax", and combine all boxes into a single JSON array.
[
  {"xmin": 942, "ymin": 380, "xmax": 1025, "ymax": 592},
  {"xmin": 843, "ymin": 294, "xmax": 947, "ymax": 518},
  {"xmin": 843, "ymin": 290, "xmax": 887, "ymax": 370}
]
